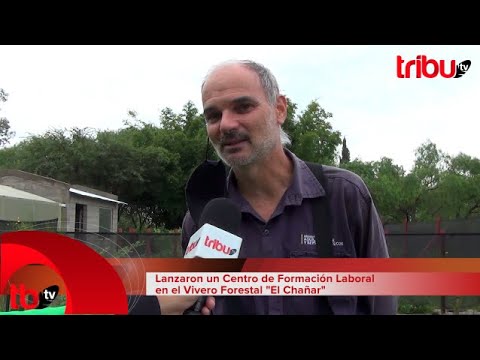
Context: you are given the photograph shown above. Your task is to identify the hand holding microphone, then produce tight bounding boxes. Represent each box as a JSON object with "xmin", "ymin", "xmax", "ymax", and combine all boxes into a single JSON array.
[
  {"xmin": 128, "ymin": 198, "xmax": 239, "ymax": 315},
  {"xmin": 127, "ymin": 293, "xmax": 216, "ymax": 315},
  {"xmin": 183, "ymin": 197, "xmax": 242, "ymax": 315}
]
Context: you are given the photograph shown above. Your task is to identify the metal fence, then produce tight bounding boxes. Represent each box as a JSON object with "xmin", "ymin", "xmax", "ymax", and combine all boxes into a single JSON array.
[
  {"xmin": 383, "ymin": 218, "xmax": 480, "ymax": 314},
  {"xmin": 68, "ymin": 231, "xmax": 480, "ymax": 258},
  {"xmin": 60, "ymin": 232, "xmax": 184, "ymax": 258},
  {"xmin": 385, "ymin": 217, "xmax": 480, "ymax": 258},
  {"xmin": 386, "ymin": 233, "xmax": 480, "ymax": 258}
]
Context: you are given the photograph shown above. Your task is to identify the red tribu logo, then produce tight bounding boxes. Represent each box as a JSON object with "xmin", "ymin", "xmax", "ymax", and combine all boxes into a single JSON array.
[
  {"xmin": 396, "ymin": 55, "xmax": 471, "ymax": 78},
  {"xmin": 204, "ymin": 235, "xmax": 237, "ymax": 256},
  {"xmin": 185, "ymin": 238, "xmax": 200, "ymax": 255}
]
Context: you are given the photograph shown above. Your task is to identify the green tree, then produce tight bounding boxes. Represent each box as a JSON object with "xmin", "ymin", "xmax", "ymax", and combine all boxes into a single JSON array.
[
  {"xmin": 410, "ymin": 140, "xmax": 448, "ymax": 221},
  {"xmin": 11, "ymin": 127, "xmax": 98, "ymax": 184},
  {"xmin": 0, "ymin": 88, "xmax": 15, "ymax": 147},
  {"xmin": 429, "ymin": 153, "xmax": 480, "ymax": 219},
  {"xmin": 5, "ymin": 96, "xmax": 480, "ymax": 232},
  {"xmin": 160, "ymin": 107, "xmax": 183, "ymax": 131},
  {"xmin": 340, "ymin": 137, "xmax": 350, "ymax": 164},
  {"xmin": 182, "ymin": 100, "xmax": 206, "ymax": 138},
  {"xmin": 289, "ymin": 100, "xmax": 342, "ymax": 165},
  {"xmin": 412, "ymin": 140, "xmax": 447, "ymax": 190},
  {"xmin": 369, "ymin": 157, "xmax": 421, "ymax": 224},
  {"xmin": 103, "ymin": 120, "xmax": 183, "ymax": 230},
  {"xmin": 282, "ymin": 97, "xmax": 298, "ymax": 150},
  {"xmin": 341, "ymin": 158, "xmax": 375, "ymax": 183},
  {"xmin": 342, "ymin": 157, "xmax": 422, "ymax": 224},
  {"xmin": 0, "ymin": 146, "xmax": 18, "ymax": 169}
]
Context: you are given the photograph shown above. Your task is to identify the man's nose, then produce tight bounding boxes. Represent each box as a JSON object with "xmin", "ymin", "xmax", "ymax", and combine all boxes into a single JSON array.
[{"xmin": 219, "ymin": 110, "xmax": 240, "ymax": 133}]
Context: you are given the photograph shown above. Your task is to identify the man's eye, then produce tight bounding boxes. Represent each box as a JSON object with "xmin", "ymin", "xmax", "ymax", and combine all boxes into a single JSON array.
[
  {"xmin": 236, "ymin": 103, "xmax": 253, "ymax": 113},
  {"xmin": 205, "ymin": 113, "xmax": 221, "ymax": 123}
]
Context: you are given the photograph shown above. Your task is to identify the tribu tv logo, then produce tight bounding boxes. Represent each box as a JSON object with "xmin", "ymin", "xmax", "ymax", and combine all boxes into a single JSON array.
[
  {"xmin": 1, "ymin": 231, "xmax": 129, "ymax": 314},
  {"xmin": 9, "ymin": 284, "xmax": 59, "ymax": 310},
  {"xmin": 397, "ymin": 55, "xmax": 471, "ymax": 78}
]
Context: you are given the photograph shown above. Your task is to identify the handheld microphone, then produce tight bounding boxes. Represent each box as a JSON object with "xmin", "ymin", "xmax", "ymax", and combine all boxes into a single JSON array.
[{"xmin": 184, "ymin": 197, "xmax": 242, "ymax": 315}]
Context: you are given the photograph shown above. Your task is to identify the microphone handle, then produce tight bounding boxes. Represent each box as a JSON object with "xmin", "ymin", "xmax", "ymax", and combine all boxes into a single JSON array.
[{"xmin": 184, "ymin": 296, "xmax": 206, "ymax": 315}]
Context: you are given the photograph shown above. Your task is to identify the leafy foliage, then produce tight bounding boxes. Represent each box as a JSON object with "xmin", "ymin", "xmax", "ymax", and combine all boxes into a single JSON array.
[
  {"xmin": 0, "ymin": 88, "xmax": 15, "ymax": 147},
  {"xmin": 1, "ymin": 98, "xmax": 479, "ymax": 230}
]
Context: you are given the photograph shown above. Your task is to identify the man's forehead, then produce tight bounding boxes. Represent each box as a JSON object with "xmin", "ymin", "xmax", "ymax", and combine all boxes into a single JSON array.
[
  {"xmin": 202, "ymin": 65, "xmax": 262, "ymax": 98},
  {"xmin": 206, "ymin": 63, "xmax": 254, "ymax": 82}
]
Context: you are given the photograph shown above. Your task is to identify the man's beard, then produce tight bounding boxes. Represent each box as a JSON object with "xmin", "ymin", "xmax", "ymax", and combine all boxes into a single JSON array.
[{"xmin": 212, "ymin": 125, "xmax": 278, "ymax": 168}]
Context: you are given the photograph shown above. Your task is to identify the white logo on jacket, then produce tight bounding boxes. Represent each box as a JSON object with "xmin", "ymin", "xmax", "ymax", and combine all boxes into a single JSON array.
[
  {"xmin": 332, "ymin": 238, "xmax": 343, "ymax": 246},
  {"xmin": 301, "ymin": 234, "xmax": 316, "ymax": 245}
]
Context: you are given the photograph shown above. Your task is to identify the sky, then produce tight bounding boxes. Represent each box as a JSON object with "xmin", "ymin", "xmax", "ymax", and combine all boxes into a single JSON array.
[{"xmin": 0, "ymin": 45, "xmax": 478, "ymax": 172}]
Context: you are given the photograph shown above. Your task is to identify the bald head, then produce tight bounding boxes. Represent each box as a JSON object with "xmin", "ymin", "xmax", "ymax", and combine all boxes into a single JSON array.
[
  {"xmin": 201, "ymin": 60, "xmax": 291, "ymax": 148},
  {"xmin": 202, "ymin": 60, "xmax": 280, "ymax": 105}
]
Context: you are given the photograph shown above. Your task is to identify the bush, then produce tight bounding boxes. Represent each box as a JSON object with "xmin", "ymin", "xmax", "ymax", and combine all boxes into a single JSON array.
[{"xmin": 398, "ymin": 296, "xmax": 437, "ymax": 314}]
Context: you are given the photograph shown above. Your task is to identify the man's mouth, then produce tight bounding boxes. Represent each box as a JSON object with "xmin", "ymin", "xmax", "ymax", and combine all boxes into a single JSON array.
[{"xmin": 223, "ymin": 139, "xmax": 246, "ymax": 147}]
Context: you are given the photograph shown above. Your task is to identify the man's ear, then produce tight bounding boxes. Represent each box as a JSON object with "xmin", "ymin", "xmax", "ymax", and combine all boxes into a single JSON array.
[{"xmin": 276, "ymin": 95, "xmax": 288, "ymax": 126}]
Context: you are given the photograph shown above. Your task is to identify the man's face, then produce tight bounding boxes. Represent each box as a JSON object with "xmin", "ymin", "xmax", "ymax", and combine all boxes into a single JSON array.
[{"xmin": 202, "ymin": 64, "xmax": 283, "ymax": 167}]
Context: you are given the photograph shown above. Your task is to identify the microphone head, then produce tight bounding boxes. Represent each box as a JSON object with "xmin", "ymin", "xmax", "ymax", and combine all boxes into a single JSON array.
[{"xmin": 199, "ymin": 197, "xmax": 241, "ymax": 235}]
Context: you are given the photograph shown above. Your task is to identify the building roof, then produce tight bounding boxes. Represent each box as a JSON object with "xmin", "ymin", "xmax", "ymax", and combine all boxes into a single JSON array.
[
  {"xmin": 0, "ymin": 184, "xmax": 63, "ymax": 222},
  {"xmin": 0, "ymin": 169, "xmax": 126, "ymax": 205},
  {"xmin": 69, "ymin": 188, "xmax": 127, "ymax": 205},
  {"xmin": 0, "ymin": 169, "xmax": 70, "ymax": 187},
  {"xmin": 0, "ymin": 184, "xmax": 60, "ymax": 204}
]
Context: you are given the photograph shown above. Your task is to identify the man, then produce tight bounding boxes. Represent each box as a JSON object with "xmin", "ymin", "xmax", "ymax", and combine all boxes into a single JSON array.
[{"xmin": 181, "ymin": 60, "xmax": 398, "ymax": 315}]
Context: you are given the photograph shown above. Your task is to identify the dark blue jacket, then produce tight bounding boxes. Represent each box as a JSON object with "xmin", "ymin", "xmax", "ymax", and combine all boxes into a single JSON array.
[{"xmin": 182, "ymin": 150, "xmax": 398, "ymax": 315}]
